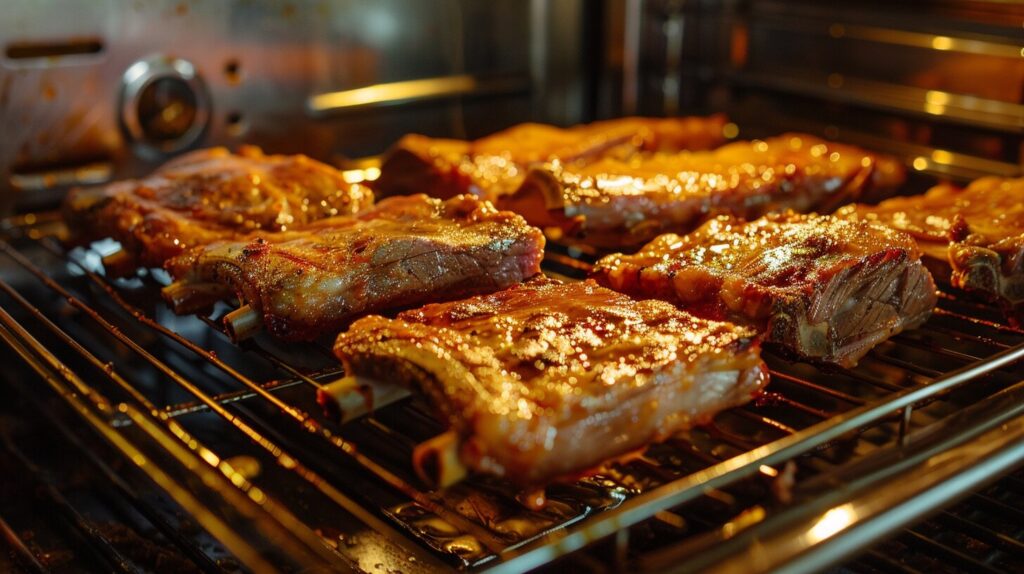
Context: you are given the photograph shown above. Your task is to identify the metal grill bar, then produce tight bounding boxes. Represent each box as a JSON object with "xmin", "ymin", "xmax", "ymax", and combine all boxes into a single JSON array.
[
  {"xmin": 0, "ymin": 216, "xmax": 1022, "ymax": 573},
  {"xmin": 43, "ymin": 246, "xmax": 516, "ymax": 559},
  {"xmin": 900, "ymin": 529, "xmax": 1003, "ymax": 574},
  {"xmin": 0, "ymin": 502, "xmax": 50, "ymax": 574},
  {"xmin": 0, "ymin": 300, "xmax": 309, "ymax": 571},
  {"xmin": 3, "ymin": 375, "xmax": 227, "ymax": 573},
  {"xmin": 485, "ymin": 347, "xmax": 1024, "ymax": 573},
  {"xmin": 0, "ymin": 239, "xmax": 455, "ymax": 567},
  {"xmin": 0, "ymin": 431, "xmax": 144, "ymax": 574}
]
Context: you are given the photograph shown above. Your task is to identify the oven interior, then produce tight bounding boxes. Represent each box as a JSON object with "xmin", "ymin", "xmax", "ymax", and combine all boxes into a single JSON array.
[{"xmin": 0, "ymin": 1, "xmax": 1022, "ymax": 573}]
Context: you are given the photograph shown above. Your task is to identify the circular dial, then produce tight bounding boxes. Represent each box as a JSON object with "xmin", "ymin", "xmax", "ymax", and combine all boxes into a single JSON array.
[{"xmin": 120, "ymin": 56, "xmax": 209, "ymax": 157}]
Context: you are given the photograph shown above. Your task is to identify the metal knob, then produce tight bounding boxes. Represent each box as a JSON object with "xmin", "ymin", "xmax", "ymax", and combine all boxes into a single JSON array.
[{"xmin": 120, "ymin": 55, "xmax": 209, "ymax": 158}]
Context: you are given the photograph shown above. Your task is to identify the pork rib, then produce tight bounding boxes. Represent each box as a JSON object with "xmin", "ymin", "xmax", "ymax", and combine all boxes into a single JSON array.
[
  {"xmin": 838, "ymin": 177, "xmax": 1024, "ymax": 317},
  {"xmin": 499, "ymin": 134, "xmax": 905, "ymax": 248},
  {"xmin": 334, "ymin": 278, "xmax": 767, "ymax": 486},
  {"xmin": 373, "ymin": 115, "xmax": 728, "ymax": 201},
  {"xmin": 592, "ymin": 212, "xmax": 936, "ymax": 367},
  {"xmin": 63, "ymin": 146, "xmax": 373, "ymax": 269},
  {"xmin": 164, "ymin": 194, "xmax": 545, "ymax": 341}
]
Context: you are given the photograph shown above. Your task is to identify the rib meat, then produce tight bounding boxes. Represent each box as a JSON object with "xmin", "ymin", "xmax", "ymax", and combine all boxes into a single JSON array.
[
  {"xmin": 334, "ymin": 278, "xmax": 767, "ymax": 486},
  {"xmin": 164, "ymin": 194, "xmax": 545, "ymax": 341},
  {"xmin": 838, "ymin": 177, "xmax": 1024, "ymax": 316},
  {"xmin": 63, "ymin": 146, "xmax": 373, "ymax": 269},
  {"xmin": 373, "ymin": 115, "xmax": 727, "ymax": 201},
  {"xmin": 498, "ymin": 134, "xmax": 905, "ymax": 248},
  {"xmin": 592, "ymin": 212, "xmax": 936, "ymax": 367}
]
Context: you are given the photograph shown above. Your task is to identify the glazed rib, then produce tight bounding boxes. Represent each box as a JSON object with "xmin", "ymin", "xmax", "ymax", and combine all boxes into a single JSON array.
[
  {"xmin": 838, "ymin": 177, "xmax": 1024, "ymax": 316},
  {"xmin": 63, "ymin": 146, "xmax": 373, "ymax": 269},
  {"xmin": 592, "ymin": 212, "xmax": 936, "ymax": 367},
  {"xmin": 333, "ymin": 278, "xmax": 767, "ymax": 486},
  {"xmin": 164, "ymin": 194, "xmax": 545, "ymax": 341},
  {"xmin": 499, "ymin": 134, "xmax": 904, "ymax": 247},
  {"xmin": 373, "ymin": 115, "xmax": 727, "ymax": 201}
]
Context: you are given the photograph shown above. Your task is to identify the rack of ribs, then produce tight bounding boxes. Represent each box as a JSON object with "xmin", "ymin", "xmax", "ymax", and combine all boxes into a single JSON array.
[
  {"xmin": 62, "ymin": 146, "xmax": 373, "ymax": 274},
  {"xmin": 838, "ymin": 177, "xmax": 1024, "ymax": 318},
  {"xmin": 498, "ymin": 134, "xmax": 905, "ymax": 248},
  {"xmin": 163, "ymin": 194, "xmax": 545, "ymax": 341},
  {"xmin": 333, "ymin": 278, "xmax": 768, "ymax": 487},
  {"xmin": 591, "ymin": 212, "xmax": 936, "ymax": 367},
  {"xmin": 372, "ymin": 115, "xmax": 728, "ymax": 201}
]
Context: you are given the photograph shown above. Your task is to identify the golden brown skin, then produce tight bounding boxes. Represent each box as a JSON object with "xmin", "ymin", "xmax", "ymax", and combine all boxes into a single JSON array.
[
  {"xmin": 500, "ymin": 134, "xmax": 905, "ymax": 248},
  {"xmin": 334, "ymin": 278, "xmax": 767, "ymax": 486},
  {"xmin": 166, "ymin": 195, "xmax": 545, "ymax": 341},
  {"xmin": 838, "ymin": 177, "xmax": 1024, "ymax": 315},
  {"xmin": 373, "ymin": 115, "xmax": 728, "ymax": 201},
  {"xmin": 63, "ymin": 146, "xmax": 373, "ymax": 269},
  {"xmin": 592, "ymin": 212, "xmax": 937, "ymax": 367}
]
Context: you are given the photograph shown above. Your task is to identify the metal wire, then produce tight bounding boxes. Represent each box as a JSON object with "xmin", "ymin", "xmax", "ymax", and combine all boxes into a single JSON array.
[{"xmin": 0, "ymin": 219, "xmax": 1022, "ymax": 573}]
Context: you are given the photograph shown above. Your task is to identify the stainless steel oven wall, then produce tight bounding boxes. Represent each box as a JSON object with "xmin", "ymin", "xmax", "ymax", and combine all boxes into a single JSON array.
[
  {"xmin": 611, "ymin": 0, "xmax": 1023, "ymax": 186},
  {"xmin": 0, "ymin": 0, "xmax": 586, "ymax": 213}
]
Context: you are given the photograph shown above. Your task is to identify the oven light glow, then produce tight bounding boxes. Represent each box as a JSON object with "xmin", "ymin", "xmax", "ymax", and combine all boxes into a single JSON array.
[
  {"xmin": 342, "ymin": 166, "xmax": 382, "ymax": 184},
  {"xmin": 807, "ymin": 504, "xmax": 857, "ymax": 543},
  {"xmin": 199, "ymin": 447, "xmax": 220, "ymax": 467},
  {"xmin": 931, "ymin": 150, "xmax": 954, "ymax": 165},
  {"xmin": 926, "ymin": 90, "xmax": 950, "ymax": 106},
  {"xmin": 309, "ymin": 75, "xmax": 477, "ymax": 114},
  {"xmin": 931, "ymin": 36, "xmax": 953, "ymax": 50}
]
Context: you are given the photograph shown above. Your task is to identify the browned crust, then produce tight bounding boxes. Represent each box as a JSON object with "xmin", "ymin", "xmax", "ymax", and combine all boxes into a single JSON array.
[
  {"xmin": 334, "ymin": 279, "xmax": 767, "ymax": 486},
  {"xmin": 373, "ymin": 116, "xmax": 729, "ymax": 201},
  {"xmin": 591, "ymin": 212, "xmax": 937, "ymax": 367},
  {"xmin": 164, "ymin": 195, "xmax": 546, "ymax": 341},
  {"xmin": 499, "ymin": 134, "xmax": 904, "ymax": 248},
  {"xmin": 838, "ymin": 178, "xmax": 1024, "ymax": 320},
  {"xmin": 62, "ymin": 146, "xmax": 372, "ymax": 271}
]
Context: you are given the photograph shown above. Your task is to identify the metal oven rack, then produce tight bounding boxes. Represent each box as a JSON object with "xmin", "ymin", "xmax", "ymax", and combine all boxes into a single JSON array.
[{"xmin": 0, "ymin": 212, "xmax": 1022, "ymax": 573}]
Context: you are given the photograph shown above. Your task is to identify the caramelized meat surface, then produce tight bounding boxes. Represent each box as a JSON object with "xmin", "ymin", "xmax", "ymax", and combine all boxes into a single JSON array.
[
  {"xmin": 334, "ymin": 278, "xmax": 767, "ymax": 486},
  {"xmin": 373, "ymin": 115, "xmax": 727, "ymax": 201},
  {"xmin": 165, "ymin": 195, "xmax": 545, "ymax": 341},
  {"xmin": 592, "ymin": 212, "xmax": 936, "ymax": 367},
  {"xmin": 838, "ymin": 177, "xmax": 1024, "ymax": 314},
  {"xmin": 63, "ymin": 146, "xmax": 372, "ymax": 269},
  {"xmin": 499, "ymin": 134, "xmax": 904, "ymax": 247}
]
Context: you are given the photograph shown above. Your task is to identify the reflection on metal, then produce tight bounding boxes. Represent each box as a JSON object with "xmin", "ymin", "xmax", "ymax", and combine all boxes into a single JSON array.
[
  {"xmin": 787, "ymin": 19, "xmax": 1020, "ymax": 59},
  {"xmin": 688, "ymin": 383, "xmax": 1024, "ymax": 574},
  {"xmin": 309, "ymin": 75, "xmax": 472, "ymax": 113},
  {"xmin": 837, "ymin": 24, "xmax": 1022, "ymax": 59},
  {"xmin": 623, "ymin": 0, "xmax": 643, "ymax": 115},
  {"xmin": 340, "ymin": 166, "xmax": 381, "ymax": 185},
  {"xmin": 728, "ymin": 72, "xmax": 1024, "ymax": 132},
  {"xmin": 662, "ymin": 5, "xmax": 685, "ymax": 116},
  {"xmin": 528, "ymin": 0, "xmax": 585, "ymax": 125},
  {"xmin": 307, "ymin": 75, "xmax": 530, "ymax": 117},
  {"xmin": 836, "ymin": 130, "xmax": 1022, "ymax": 180},
  {"xmin": 839, "ymin": 132, "xmax": 1018, "ymax": 180},
  {"xmin": 806, "ymin": 504, "xmax": 857, "ymax": 544},
  {"xmin": 9, "ymin": 161, "xmax": 112, "ymax": 192}
]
